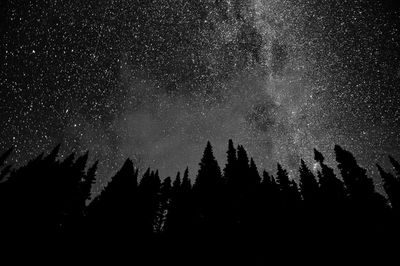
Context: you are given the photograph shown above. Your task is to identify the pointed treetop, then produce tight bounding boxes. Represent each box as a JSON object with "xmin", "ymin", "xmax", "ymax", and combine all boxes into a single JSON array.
[
  {"xmin": 249, "ymin": 157, "xmax": 261, "ymax": 184},
  {"xmin": 237, "ymin": 145, "xmax": 249, "ymax": 165},
  {"xmin": 276, "ymin": 163, "xmax": 290, "ymax": 188},
  {"xmin": 173, "ymin": 172, "xmax": 181, "ymax": 189},
  {"xmin": 313, "ymin": 148, "xmax": 324, "ymax": 163},
  {"xmin": 227, "ymin": 139, "xmax": 237, "ymax": 159},
  {"xmin": 183, "ymin": 167, "xmax": 189, "ymax": 180},
  {"xmin": 45, "ymin": 143, "xmax": 61, "ymax": 162},
  {"xmin": 175, "ymin": 171, "xmax": 181, "ymax": 181}
]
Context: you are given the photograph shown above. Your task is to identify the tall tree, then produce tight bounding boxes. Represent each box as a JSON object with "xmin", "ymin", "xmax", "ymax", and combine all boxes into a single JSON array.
[
  {"xmin": 194, "ymin": 141, "xmax": 222, "ymax": 194},
  {"xmin": 155, "ymin": 177, "xmax": 172, "ymax": 233},
  {"xmin": 137, "ymin": 168, "xmax": 161, "ymax": 235},
  {"xmin": 299, "ymin": 159, "xmax": 319, "ymax": 206},
  {"xmin": 87, "ymin": 158, "xmax": 138, "ymax": 239},
  {"xmin": 224, "ymin": 139, "xmax": 237, "ymax": 182},
  {"xmin": 335, "ymin": 145, "xmax": 388, "ymax": 238},
  {"xmin": 249, "ymin": 158, "xmax": 261, "ymax": 186},
  {"xmin": 314, "ymin": 148, "xmax": 347, "ymax": 209},
  {"xmin": 377, "ymin": 164, "xmax": 400, "ymax": 211},
  {"xmin": 193, "ymin": 141, "xmax": 223, "ymax": 234}
]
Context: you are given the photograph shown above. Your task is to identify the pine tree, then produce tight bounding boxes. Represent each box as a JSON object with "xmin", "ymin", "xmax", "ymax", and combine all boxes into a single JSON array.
[
  {"xmin": 377, "ymin": 164, "xmax": 400, "ymax": 211},
  {"xmin": 155, "ymin": 177, "xmax": 172, "ymax": 233},
  {"xmin": 182, "ymin": 167, "xmax": 191, "ymax": 192},
  {"xmin": 299, "ymin": 159, "xmax": 319, "ymax": 205},
  {"xmin": 224, "ymin": 139, "xmax": 237, "ymax": 182},
  {"xmin": 172, "ymin": 171, "xmax": 181, "ymax": 196},
  {"xmin": 138, "ymin": 168, "xmax": 161, "ymax": 235},
  {"xmin": 334, "ymin": 145, "xmax": 386, "ymax": 207},
  {"xmin": 194, "ymin": 141, "xmax": 222, "ymax": 193},
  {"xmin": 82, "ymin": 160, "xmax": 98, "ymax": 203},
  {"xmin": 335, "ymin": 145, "xmax": 388, "ymax": 237},
  {"xmin": 276, "ymin": 163, "xmax": 290, "ymax": 192},
  {"xmin": 194, "ymin": 141, "xmax": 222, "ymax": 234},
  {"xmin": 87, "ymin": 158, "xmax": 138, "ymax": 239},
  {"xmin": 314, "ymin": 148, "xmax": 347, "ymax": 208},
  {"xmin": 249, "ymin": 158, "xmax": 261, "ymax": 186},
  {"xmin": 236, "ymin": 144, "xmax": 250, "ymax": 184}
]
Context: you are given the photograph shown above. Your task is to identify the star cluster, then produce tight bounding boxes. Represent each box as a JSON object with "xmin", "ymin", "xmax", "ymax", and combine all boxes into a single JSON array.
[{"xmin": 1, "ymin": 0, "xmax": 399, "ymax": 190}]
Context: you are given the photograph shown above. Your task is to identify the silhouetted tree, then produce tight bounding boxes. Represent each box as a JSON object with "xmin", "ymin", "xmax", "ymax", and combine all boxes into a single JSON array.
[
  {"xmin": 194, "ymin": 141, "xmax": 222, "ymax": 193},
  {"xmin": 87, "ymin": 158, "xmax": 138, "ymax": 239},
  {"xmin": 260, "ymin": 170, "xmax": 280, "ymax": 237},
  {"xmin": 193, "ymin": 141, "xmax": 223, "ymax": 235},
  {"xmin": 377, "ymin": 164, "xmax": 400, "ymax": 211},
  {"xmin": 335, "ymin": 145, "xmax": 388, "ymax": 239},
  {"xmin": 224, "ymin": 139, "xmax": 237, "ymax": 183},
  {"xmin": 165, "ymin": 168, "xmax": 193, "ymax": 237},
  {"xmin": 236, "ymin": 144, "xmax": 250, "ymax": 185},
  {"xmin": 299, "ymin": 159, "xmax": 319, "ymax": 206},
  {"xmin": 155, "ymin": 176, "xmax": 172, "ymax": 233},
  {"xmin": 137, "ymin": 168, "xmax": 161, "ymax": 235},
  {"xmin": 314, "ymin": 149, "xmax": 347, "ymax": 209},
  {"xmin": 82, "ymin": 160, "xmax": 98, "ymax": 203},
  {"xmin": 249, "ymin": 158, "xmax": 261, "ymax": 185}
]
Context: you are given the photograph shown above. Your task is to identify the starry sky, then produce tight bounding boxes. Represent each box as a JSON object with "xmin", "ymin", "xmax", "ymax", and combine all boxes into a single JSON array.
[{"xmin": 1, "ymin": 0, "xmax": 400, "ymax": 190}]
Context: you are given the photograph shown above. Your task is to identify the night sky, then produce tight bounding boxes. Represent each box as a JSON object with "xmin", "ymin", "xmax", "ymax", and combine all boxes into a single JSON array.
[{"xmin": 1, "ymin": 0, "xmax": 400, "ymax": 191}]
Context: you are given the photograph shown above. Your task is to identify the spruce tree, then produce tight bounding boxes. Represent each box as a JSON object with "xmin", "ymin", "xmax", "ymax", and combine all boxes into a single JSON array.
[
  {"xmin": 194, "ymin": 141, "xmax": 222, "ymax": 193},
  {"xmin": 299, "ymin": 159, "xmax": 319, "ymax": 205},
  {"xmin": 87, "ymin": 158, "xmax": 138, "ymax": 239},
  {"xmin": 249, "ymin": 158, "xmax": 261, "ymax": 185},
  {"xmin": 194, "ymin": 141, "xmax": 222, "ymax": 234},
  {"xmin": 377, "ymin": 164, "xmax": 400, "ymax": 211},
  {"xmin": 335, "ymin": 145, "xmax": 388, "ymax": 238},
  {"xmin": 155, "ymin": 176, "xmax": 172, "ymax": 233},
  {"xmin": 224, "ymin": 139, "xmax": 237, "ymax": 182}
]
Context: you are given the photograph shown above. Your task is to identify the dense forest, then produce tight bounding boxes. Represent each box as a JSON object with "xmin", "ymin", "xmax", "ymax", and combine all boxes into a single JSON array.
[{"xmin": 0, "ymin": 140, "xmax": 399, "ymax": 263}]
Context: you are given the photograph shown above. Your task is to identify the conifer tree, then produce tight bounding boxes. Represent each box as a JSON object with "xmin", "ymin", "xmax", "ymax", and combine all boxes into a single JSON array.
[
  {"xmin": 236, "ymin": 145, "xmax": 250, "ymax": 184},
  {"xmin": 82, "ymin": 160, "xmax": 98, "ymax": 203},
  {"xmin": 276, "ymin": 163, "xmax": 290, "ymax": 192},
  {"xmin": 87, "ymin": 158, "xmax": 138, "ymax": 238},
  {"xmin": 377, "ymin": 164, "xmax": 400, "ymax": 211},
  {"xmin": 299, "ymin": 159, "xmax": 319, "ymax": 205},
  {"xmin": 155, "ymin": 177, "xmax": 172, "ymax": 233},
  {"xmin": 172, "ymin": 171, "xmax": 181, "ymax": 196},
  {"xmin": 334, "ymin": 145, "xmax": 386, "ymax": 208},
  {"xmin": 224, "ymin": 139, "xmax": 237, "ymax": 182},
  {"xmin": 249, "ymin": 158, "xmax": 261, "ymax": 185},
  {"xmin": 138, "ymin": 168, "xmax": 161, "ymax": 235},
  {"xmin": 194, "ymin": 141, "xmax": 222, "ymax": 234},
  {"xmin": 335, "ymin": 145, "xmax": 388, "ymax": 236},
  {"xmin": 314, "ymin": 148, "xmax": 347, "ymax": 209},
  {"xmin": 194, "ymin": 141, "xmax": 222, "ymax": 193}
]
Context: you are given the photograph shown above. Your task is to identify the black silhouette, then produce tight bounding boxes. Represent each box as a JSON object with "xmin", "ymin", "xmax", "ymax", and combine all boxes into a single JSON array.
[{"xmin": 0, "ymin": 139, "xmax": 398, "ymax": 262}]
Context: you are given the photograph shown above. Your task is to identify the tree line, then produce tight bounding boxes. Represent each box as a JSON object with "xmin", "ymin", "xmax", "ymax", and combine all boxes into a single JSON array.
[{"xmin": 0, "ymin": 140, "xmax": 399, "ymax": 262}]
